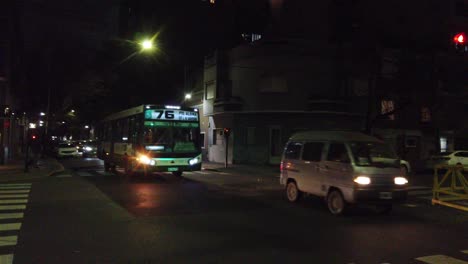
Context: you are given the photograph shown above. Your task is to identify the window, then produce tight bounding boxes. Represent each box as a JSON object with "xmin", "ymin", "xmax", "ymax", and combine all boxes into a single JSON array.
[
  {"xmin": 405, "ymin": 137, "xmax": 417, "ymax": 148},
  {"xmin": 454, "ymin": 151, "xmax": 468, "ymax": 157},
  {"xmin": 212, "ymin": 129, "xmax": 217, "ymax": 145},
  {"xmin": 205, "ymin": 81, "xmax": 216, "ymax": 100},
  {"xmin": 210, "ymin": 0, "xmax": 215, "ymax": 4},
  {"xmin": 440, "ymin": 137, "xmax": 447, "ymax": 152},
  {"xmin": 284, "ymin": 142, "xmax": 302, "ymax": 159},
  {"xmin": 327, "ymin": 143, "xmax": 350, "ymax": 163},
  {"xmin": 421, "ymin": 107, "xmax": 431, "ymax": 122},
  {"xmin": 200, "ymin": 132, "xmax": 206, "ymax": 149},
  {"xmin": 121, "ymin": 118, "xmax": 129, "ymax": 142},
  {"xmin": 247, "ymin": 127, "xmax": 255, "ymax": 145},
  {"xmin": 381, "ymin": 100, "xmax": 395, "ymax": 120},
  {"xmin": 302, "ymin": 142, "xmax": 324, "ymax": 162}
]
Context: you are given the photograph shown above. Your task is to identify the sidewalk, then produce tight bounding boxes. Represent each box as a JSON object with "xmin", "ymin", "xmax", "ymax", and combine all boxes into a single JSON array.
[{"xmin": 0, "ymin": 157, "xmax": 64, "ymax": 182}]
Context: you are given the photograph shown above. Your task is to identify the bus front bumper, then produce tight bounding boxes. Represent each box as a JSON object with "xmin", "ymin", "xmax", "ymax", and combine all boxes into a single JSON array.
[{"xmin": 134, "ymin": 163, "xmax": 202, "ymax": 173}]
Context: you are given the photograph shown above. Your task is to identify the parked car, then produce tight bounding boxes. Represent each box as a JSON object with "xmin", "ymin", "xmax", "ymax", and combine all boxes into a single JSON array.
[
  {"xmin": 82, "ymin": 141, "xmax": 97, "ymax": 158},
  {"xmin": 53, "ymin": 142, "xmax": 80, "ymax": 158},
  {"xmin": 280, "ymin": 131, "xmax": 408, "ymax": 215},
  {"xmin": 427, "ymin": 151, "xmax": 468, "ymax": 170}
]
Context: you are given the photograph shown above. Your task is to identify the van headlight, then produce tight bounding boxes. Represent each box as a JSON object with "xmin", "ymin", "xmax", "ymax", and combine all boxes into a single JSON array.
[
  {"xmin": 137, "ymin": 155, "xmax": 155, "ymax": 165},
  {"xmin": 354, "ymin": 176, "xmax": 371, "ymax": 185},
  {"xmin": 394, "ymin": 177, "xmax": 408, "ymax": 185},
  {"xmin": 188, "ymin": 157, "xmax": 200, "ymax": 166}
]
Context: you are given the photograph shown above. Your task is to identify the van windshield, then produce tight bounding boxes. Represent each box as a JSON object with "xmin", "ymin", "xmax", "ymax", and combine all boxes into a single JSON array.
[{"xmin": 349, "ymin": 142, "xmax": 399, "ymax": 168}]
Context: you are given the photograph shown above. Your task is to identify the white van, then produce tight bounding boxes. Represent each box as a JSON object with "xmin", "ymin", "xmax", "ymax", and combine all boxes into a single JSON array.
[{"xmin": 280, "ymin": 131, "xmax": 408, "ymax": 215}]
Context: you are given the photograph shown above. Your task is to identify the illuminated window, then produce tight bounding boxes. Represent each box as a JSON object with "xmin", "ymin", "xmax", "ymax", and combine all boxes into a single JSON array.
[
  {"xmin": 210, "ymin": 0, "xmax": 215, "ymax": 4},
  {"xmin": 440, "ymin": 137, "xmax": 447, "ymax": 152},
  {"xmin": 381, "ymin": 100, "xmax": 395, "ymax": 120},
  {"xmin": 421, "ymin": 107, "xmax": 431, "ymax": 122}
]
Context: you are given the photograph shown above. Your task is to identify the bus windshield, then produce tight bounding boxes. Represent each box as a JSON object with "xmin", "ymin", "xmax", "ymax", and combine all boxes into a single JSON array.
[
  {"xmin": 349, "ymin": 141, "xmax": 399, "ymax": 168},
  {"xmin": 143, "ymin": 124, "xmax": 200, "ymax": 153}
]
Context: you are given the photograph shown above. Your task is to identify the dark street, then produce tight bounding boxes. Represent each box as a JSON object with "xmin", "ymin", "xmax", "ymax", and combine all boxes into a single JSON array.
[{"xmin": 2, "ymin": 158, "xmax": 465, "ymax": 263}]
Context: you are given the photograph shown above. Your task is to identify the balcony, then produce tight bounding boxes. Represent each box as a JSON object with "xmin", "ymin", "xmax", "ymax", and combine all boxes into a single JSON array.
[{"xmin": 213, "ymin": 96, "xmax": 244, "ymax": 113}]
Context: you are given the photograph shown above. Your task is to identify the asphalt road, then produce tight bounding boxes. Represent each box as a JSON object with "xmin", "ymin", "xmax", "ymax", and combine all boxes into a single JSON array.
[{"xmin": 2, "ymin": 157, "xmax": 468, "ymax": 263}]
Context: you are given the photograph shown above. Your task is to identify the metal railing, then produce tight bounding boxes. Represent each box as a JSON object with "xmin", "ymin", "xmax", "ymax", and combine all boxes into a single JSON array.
[{"xmin": 432, "ymin": 164, "xmax": 468, "ymax": 211}]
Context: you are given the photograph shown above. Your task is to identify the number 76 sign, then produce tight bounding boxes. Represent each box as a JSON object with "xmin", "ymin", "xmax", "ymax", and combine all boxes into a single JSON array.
[{"xmin": 145, "ymin": 109, "xmax": 198, "ymax": 121}]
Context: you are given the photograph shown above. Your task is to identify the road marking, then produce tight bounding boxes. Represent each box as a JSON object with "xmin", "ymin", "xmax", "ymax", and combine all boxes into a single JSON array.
[
  {"xmin": 0, "ymin": 254, "xmax": 13, "ymax": 264},
  {"xmin": 0, "ymin": 213, "xmax": 23, "ymax": 220},
  {"xmin": 0, "ymin": 183, "xmax": 31, "ymax": 187},
  {"xmin": 0, "ymin": 186, "xmax": 31, "ymax": 190},
  {"xmin": 462, "ymin": 250, "xmax": 468, "ymax": 254},
  {"xmin": 0, "ymin": 223, "xmax": 21, "ymax": 232},
  {"xmin": 0, "ymin": 190, "xmax": 29, "ymax": 194},
  {"xmin": 0, "ymin": 205, "xmax": 26, "ymax": 211},
  {"xmin": 0, "ymin": 194, "xmax": 28, "ymax": 198},
  {"xmin": 0, "ymin": 236, "xmax": 17, "ymax": 247},
  {"xmin": 56, "ymin": 174, "xmax": 73, "ymax": 178},
  {"xmin": 0, "ymin": 199, "xmax": 28, "ymax": 204},
  {"xmin": 416, "ymin": 255, "xmax": 468, "ymax": 264}
]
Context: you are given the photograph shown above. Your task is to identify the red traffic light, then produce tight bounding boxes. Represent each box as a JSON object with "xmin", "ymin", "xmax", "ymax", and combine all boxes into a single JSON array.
[
  {"xmin": 453, "ymin": 33, "xmax": 466, "ymax": 44},
  {"xmin": 31, "ymin": 135, "xmax": 37, "ymax": 140}
]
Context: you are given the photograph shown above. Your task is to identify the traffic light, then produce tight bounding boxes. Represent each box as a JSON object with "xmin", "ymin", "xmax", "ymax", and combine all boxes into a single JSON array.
[
  {"xmin": 223, "ymin": 128, "xmax": 231, "ymax": 138},
  {"xmin": 453, "ymin": 32, "xmax": 467, "ymax": 52}
]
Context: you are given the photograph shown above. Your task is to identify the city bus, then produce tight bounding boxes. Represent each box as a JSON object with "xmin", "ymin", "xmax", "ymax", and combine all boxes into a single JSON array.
[{"xmin": 96, "ymin": 104, "xmax": 202, "ymax": 176}]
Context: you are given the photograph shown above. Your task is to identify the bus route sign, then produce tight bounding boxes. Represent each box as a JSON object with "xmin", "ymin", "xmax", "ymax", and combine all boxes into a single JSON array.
[{"xmin": 145, "ymin": 109, "xmax": 198, "ymax": 121}]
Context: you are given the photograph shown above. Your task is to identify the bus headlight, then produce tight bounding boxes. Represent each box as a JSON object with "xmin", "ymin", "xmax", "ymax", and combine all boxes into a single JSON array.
[
  {"xmin": 354, "ymin": 176, "xmax": 371, "ymax": 185},
  {"xmin": 394, "ymin": 177, "xmax": 408, "ymax": 185},
  {"xmin": 189, "ymin": 157, "xmax": 200, "ymax": 165},
  {"xmin": 138, "ymin": 155, "xmax": 155, "ymax": 165}
]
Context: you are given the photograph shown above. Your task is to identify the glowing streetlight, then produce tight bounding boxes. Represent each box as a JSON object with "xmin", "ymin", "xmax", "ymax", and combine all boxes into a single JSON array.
[
  {"xmin": 71, "ymin": 109, "xmax": 75, "ymax": 113},
  {"xmin": 141, "ymin": 39, "xmax": 154, "ymax": 51},
  {"xmin": 84, "ymin": 125, "xmax": 89, "ymax": 129},
  {"xmin": 40, "ymin": 112, "xmax": 45, "ymax": 116},
  {"xmin": 185, "ymin": 93, "xmax": 192, "ymax": 100}
]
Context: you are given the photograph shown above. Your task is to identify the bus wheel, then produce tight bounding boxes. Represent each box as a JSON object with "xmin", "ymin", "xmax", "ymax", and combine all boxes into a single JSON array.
[{"xmin": 172, "ymin": 171, "xmax": 183, "ymax": 177}]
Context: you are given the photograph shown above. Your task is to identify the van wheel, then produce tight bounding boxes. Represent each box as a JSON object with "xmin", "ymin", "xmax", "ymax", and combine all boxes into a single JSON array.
[
  {"xmin": 327, "ymin": 189, "xmax": 346, "ymax": 215},
  {"xmin": 286, "ymin": 181, "xmax": 301, "ymax": 202},
  {"xmin": 375, "ymin": 204, "xmax": 392, "ymax": 214}
]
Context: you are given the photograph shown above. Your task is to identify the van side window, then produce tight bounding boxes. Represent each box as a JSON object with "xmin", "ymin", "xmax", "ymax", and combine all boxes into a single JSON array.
[
  {"xmin": 302, "ymin": 142, "xmax": 324, "ymax": 161},
  {"xmin": 285, "ymin": 142, "xmax": 302, "ymax": 159},
  {"xmin": 327, "ymin": 143, "xmax": 350, "ymax": 163}
]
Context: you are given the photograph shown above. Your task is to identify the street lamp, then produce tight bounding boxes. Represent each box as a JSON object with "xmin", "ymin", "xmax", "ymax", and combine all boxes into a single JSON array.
[
  {"xmin": 71, "ymin": 109, "xmax": 75, "ymax": 113},
  {"xmin": 140, "ymin": 39, "xmax": 154, "ymax": 51},
  {"xmin": 84, "ymin": 125, "xmax": 89, "ymax": 129},
  {"xmin": 40, "ymin": 112, "xmax": 45, "ymax": 116},
  {"xmin": 185, "ymin": 93, "xmax": 192, "ymax": 100}
]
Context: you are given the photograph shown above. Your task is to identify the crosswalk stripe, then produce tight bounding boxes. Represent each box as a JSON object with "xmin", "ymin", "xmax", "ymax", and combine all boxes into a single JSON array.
[
  {"xmin": 0, "ymin": 190, "xmax": 29, "ymax": 194},
  {"xmin": 416, "ymin": 255, "xmax": 468, "ymax": 264},
  {"xmin": 0, "ymin": 199, "xmax": 28, "ymax": 204},
  {"xmin": 0, "ymin": 194, "xmax": 28, "ymax": 198},
  {"xmin": 0, "ymin": 223, "xmax": 21, "ymax": 232},
  {"xmin": 0, "ymin": 213, "xmax": 23, "ymax": 220},
  {"xmin": 0, "ymin": 236, "xmax": 17, "ymax": 247},
  {"xmin": 0, "ymin": 205, "xmax": 26, "ymax": 210},
  {"xmin": 0, "ymin": 186, "xmax": 31, "ymax": 190},
  {"xmin": 0, "ymin": 184, "xmax": 31, "ymax": 187},
  {"xmin": 0, "ymin": 254, "xmax": 13, "ymax": 264}
]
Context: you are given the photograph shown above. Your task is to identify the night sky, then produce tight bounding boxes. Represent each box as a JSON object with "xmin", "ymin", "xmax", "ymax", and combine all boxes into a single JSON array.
[{"xmin": 14, "ymin": 0, "xmax": 270, "ymax": 120}]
